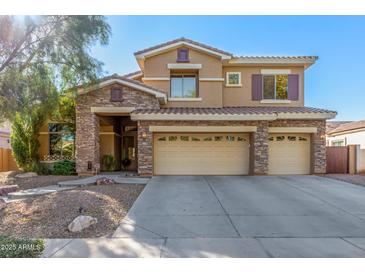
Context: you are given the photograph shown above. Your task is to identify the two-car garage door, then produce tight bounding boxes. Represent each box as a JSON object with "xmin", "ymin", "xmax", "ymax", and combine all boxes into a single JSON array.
[
  {"xmin": 153, "ymin": 132, "xmax": 311, "ymax": 175},
  {"xmin": 154, "ymin": 133, "xmax": 250, "ymax": 175}
]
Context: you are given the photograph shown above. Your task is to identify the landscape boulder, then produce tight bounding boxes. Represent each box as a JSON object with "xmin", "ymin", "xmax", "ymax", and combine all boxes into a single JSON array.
[
  {"xmin": 0, "ymin": 198, "xmax": 6, "ymax": 210},
  {"xmin": 95, "ymin": 177, "xmax": 115, "ymax": 185},
  {"xmin": 0, "ymin": 185, "xmax": 19, "ymax": 196},
  {"xmin": 68, "ymin": 215, "xmax": 97, "ymax": 232},
  {"xmin": 15, "ymin": 172, "xmax": 38, "ymax": 178}
]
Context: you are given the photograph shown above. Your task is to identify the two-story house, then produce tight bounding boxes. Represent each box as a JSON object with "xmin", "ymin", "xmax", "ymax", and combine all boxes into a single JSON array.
[{"xmin": 38, "ymin": 38, "xmax": 337, "ymax": 176}]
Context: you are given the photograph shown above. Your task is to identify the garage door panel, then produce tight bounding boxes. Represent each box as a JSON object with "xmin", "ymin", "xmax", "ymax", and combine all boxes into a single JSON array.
[
  {"xmin": 154, "ymin": 133, "xmax": 249, "ymax": 175},
  {"xmin": 268, "ymin": 133, "xmax": 310, "ymax": 175}
]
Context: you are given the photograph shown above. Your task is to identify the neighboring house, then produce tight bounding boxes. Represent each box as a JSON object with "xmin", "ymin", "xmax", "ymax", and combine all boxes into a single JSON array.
[
  {"xmin": 38, "ymin": 38, "xmax": 337, "ymax": 176},
  {"xmin": 327, "ymin": 120, "xmax": 365, "ymax": 148}
]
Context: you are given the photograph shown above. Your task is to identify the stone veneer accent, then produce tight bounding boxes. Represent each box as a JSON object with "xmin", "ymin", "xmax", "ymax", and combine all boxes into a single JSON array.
[
  {"xmin": 137, "ymin": 119, "xmax": 327, "ymax": 176},
  {"xmin": 76, "ymin": 84, "xmax": 159, "ymax": 175}
]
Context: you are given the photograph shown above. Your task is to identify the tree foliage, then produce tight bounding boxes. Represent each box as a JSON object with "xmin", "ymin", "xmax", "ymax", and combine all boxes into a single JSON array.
[{"xmin": 0, "ymin": 16, "xmax": 110, "ymax": 169}]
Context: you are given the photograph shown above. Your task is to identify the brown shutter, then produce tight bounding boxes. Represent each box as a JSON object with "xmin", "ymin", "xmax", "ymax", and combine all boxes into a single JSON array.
[
  {"xmin": 110, "ymin": 88, "xmax": 123, "ymax": 102},
  {"xmin": 252, "ymin": 74, "xmax": 263, "ymax": 101},
  {"xmin": 288, "ymin": 74, "xmax": 299, "ymax": 100}
]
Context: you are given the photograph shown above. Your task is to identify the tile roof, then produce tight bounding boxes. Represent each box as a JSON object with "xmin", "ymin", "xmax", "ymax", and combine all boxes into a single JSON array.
[
  {"xmin": 326, "ymin": 121, "xmax": 352, "ymax": 133},
  {"xmin": 133, "ymin": 106, "xmax": 336, "ymax": 115},
  {"xmin": 122, "ymin": 70, "xmax": 142, "ymax": 78},
  {"xmin": 234, "ymin": 56, "xmax": 318, "ymax": 60},
  {"xmin": 134, "ymin": 37, "xmax": 233, "ymax": 57},
  {"xmin": 327, "ymin": 120, "xmax": 365, "ymax": 135}
]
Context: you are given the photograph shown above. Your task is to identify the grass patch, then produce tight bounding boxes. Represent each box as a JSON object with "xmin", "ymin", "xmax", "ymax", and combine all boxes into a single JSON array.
[{"xmin": 0, "ymin": 235, "xmax": 44, "ymax": 258}]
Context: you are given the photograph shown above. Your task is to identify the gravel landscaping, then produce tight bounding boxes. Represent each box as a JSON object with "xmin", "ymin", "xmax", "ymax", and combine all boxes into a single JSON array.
[
  {"xmin": 0, "ymin": 184, "xmax": 144, "ymax": 238},
  {"xmin": 321, "ymin": 174, "xmax": 365, "ymax": 187},
  {"xmin": 0, "ymin": 171, "xmax": 79, "ymax": 190}
]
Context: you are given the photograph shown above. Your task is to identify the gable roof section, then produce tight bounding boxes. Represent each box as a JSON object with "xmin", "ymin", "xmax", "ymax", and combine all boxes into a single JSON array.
[
  {"xmin": 78, "ymin": 74, "xmax": 167, "ymax": 104},
  {"xmin": 131, "ymin": 106, "xmax": 337, "ymax": 121},
  {"xmin": 134, "ymin": 37, "xmax": 233, "ymax": 60},
  {"xmin": 327, "ymin": 120, "xmax": 365, "ymax": 135}
]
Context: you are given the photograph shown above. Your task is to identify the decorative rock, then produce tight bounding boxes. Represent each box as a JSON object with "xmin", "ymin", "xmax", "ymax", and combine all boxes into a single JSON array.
[
  {"xmin": 0, "ymin": 198, "xmax": 6, "ymax": 210},
  {"xmin": 68, "ymin": 215, "xmax": 97, "ymax": 232},
  {"xmin": 0, "ymin": 185, "xmax": 19, "ymax": 196},
  {"xmin": 95, "ymin": 177, "xmax": 115, "ymax": 185},
  {"xmin": 15, "ymin": 172, "xmax": 38, "ymax": 178}
]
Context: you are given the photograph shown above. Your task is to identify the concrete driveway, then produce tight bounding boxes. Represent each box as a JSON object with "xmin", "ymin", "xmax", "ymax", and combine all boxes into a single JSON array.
[{"xmin": 50, "ymin": 175, "xmax": 365, "ymax": 257}]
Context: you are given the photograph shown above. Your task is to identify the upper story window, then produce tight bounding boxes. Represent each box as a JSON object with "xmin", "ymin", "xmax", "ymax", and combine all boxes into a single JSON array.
[
  {"xmin": 170, "ymin": 74, "xmax": 197, "ymax": 98},
  {"xmin": 177, "ymin": 48, "xmax": 189, "ymax": 62},
  {"xmin": 226, "ymin": 72, "xmax": 241, "ymax": 87},
  {"xmin": 263, "ymin": 74, "xmax": 288, "ymax": 100}
]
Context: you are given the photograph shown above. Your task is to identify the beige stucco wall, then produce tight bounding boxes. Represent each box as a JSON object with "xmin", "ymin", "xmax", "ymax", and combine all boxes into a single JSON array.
[
  {"xmin": 142, "ymin": 46, "xmax": 306, "ymax": 108},
  {"xmin": 222, "ymin": 66, "xmax": 305, "ymax": 107},
  {"xmin": 143, "ymin": 47, "xmax": 224, "ymax": 107}
]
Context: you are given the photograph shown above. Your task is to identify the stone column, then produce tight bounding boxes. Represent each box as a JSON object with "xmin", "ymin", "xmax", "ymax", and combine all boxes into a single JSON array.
[
  {"xmin": 137, "ymin": 121, "xmax": 153, "ymax": 176},
  {"xmin": 312, "ymin": 120, "xmax": 326, "ymax": 174},
  {"xmin": 75, "ymin": 106, "xmax": 100, "ymax": 175},
  {"xmin": 252, "ymin": 121, "xmax": 269, "ymax": 175}
]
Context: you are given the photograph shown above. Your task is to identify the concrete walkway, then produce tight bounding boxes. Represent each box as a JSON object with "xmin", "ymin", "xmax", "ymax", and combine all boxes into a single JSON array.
[{"xmin": 44, "ymin": 176, "xmax": 365, "ymax": 258}]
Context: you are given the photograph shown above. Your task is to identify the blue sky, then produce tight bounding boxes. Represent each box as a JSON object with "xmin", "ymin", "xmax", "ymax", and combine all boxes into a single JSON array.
[{"xmin": 91, "ymin": 16, "xmax": 365, "ymax": 121}]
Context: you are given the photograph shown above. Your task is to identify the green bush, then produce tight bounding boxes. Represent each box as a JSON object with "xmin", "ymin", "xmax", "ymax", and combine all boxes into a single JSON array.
[
  {"xmin": 102, "ymin": 154, "xmax": 116, "ymax": 171},
  {"xmin": 0, "ymin": 236, "xmax": 44, "ymax": 258},
  {"xmin": 52, "ymin": 160, "xmax": 76, "ymax": 175},
  {"xmin": 24, "ymin": 161, "xmax": 50, "ymax": 175}
]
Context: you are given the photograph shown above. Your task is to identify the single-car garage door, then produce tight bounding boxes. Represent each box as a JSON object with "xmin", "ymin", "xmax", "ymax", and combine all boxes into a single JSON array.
[
  {"xmin": 268, "ymin": 133, "xmax": 311, "ymax": 175},
  {"xmin": 154, "ymin": 133, "xmax": 250, "ymax": 175}
]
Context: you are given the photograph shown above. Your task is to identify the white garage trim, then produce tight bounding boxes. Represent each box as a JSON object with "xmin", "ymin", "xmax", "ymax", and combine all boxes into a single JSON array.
[
  {"xmin": 149, "ymin": 126, "xmax": 257, "ymax": 132},
  {"xmin": 268, "ymin": 127, "xmax": 317, "ymax": 133},
  {"xmin": 131, "ymin": 113, "xmax": 277, "ymax": 121}
]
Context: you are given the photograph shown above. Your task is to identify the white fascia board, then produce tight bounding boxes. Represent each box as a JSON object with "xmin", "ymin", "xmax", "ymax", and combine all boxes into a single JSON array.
[
  {"xmin": 268, "ymin": 127, "xmax": 318, "ymax": 133},
  {"xmin": 276, "ymin": 112, "xmax": 337, "ymax": 120},
  {"xmin": 149, "ymin": 126, "xmax": 257, "ymax": 132},
  {"xmin": 79, "ymin": 78, "xmax": 167, "ymax": 104},
  {"xmin": 229, "ymin": 58, "xmax": 316, "ymax": 65},
  {"xmin": 135, "ymin": 41, "xmax": 232, "ymax": 60},
  {"xmin": 167, "ymin": 63, "xmax": 202, "ymax": 69},
  {"xmin": 131, "ymin": 113, "xmax": 277, "ymax": 121}
]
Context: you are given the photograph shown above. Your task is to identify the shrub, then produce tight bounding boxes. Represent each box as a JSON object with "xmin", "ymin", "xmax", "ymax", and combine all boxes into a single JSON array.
[
  {"xmin": 52, "ymin": 160, "xmax": 76, "ymax": 175},
  {"xmin": 102, "ymin": 154, "xmax": 116, "ymax": 171},
  {"xmin": 24, "ymin": 161, "xmax": 50, "ymax": 175},
  {"xmin": 0, "ymin": 236, "xmax": 44, "ymax": 258}
]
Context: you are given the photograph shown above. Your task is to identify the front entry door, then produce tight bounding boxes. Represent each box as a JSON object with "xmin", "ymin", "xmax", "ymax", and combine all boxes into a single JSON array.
[{"xmin": 122, "ymin": 132, "xmax": 137, "ymax": 171}]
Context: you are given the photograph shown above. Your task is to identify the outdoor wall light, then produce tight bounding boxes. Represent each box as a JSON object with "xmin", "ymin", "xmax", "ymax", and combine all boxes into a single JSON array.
[{"xmin": 141, "ymin": 132, "xmax": 147, "ymax": 138}]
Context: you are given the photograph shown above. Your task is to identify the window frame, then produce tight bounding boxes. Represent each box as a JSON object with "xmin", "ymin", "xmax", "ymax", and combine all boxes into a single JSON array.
[
  {"xmin": 262, "ymin": 74, "xmax": 289, "ymax": 100},
  {"xmin": 170, "ymin": 73, "xmax": 198, "ymax": 98},
  {"xmin": 48, "ymin": 123, "xmax": 75, "ymax": 157},
  {"xmin": 226, "ymin": 72, "xmax": 242, "ymax": 87}
]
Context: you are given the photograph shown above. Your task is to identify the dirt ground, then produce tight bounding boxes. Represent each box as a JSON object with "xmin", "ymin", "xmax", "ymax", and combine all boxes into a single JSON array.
[
  {"xmin": 0, "ymin": 171, "xmax": 79, "ymax": 190},
  {"xmin": 321, "ymin": 173, "xmax": 365, "ymax": 187},
  {"xmin": 0, "ymin": 184, "xmax": 144, "ymax": 238}
]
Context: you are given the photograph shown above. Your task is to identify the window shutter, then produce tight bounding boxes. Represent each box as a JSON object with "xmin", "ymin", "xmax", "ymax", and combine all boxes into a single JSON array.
[
  {"xmin": 110, "ymin": 88, "xmax": 123, "ymax": 102},
  {"xmin": 288, "ymin": 74, "xmax": 299, "ymax": 100},
  {"xmin": 252, "ymin": 74, "xmax": 263, "ymax": 101}
]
